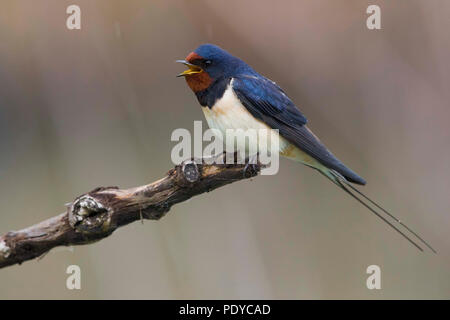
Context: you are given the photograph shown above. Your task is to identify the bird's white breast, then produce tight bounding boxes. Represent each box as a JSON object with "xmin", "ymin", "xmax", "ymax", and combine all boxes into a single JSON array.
[
  {"xmin": 201, "ymin": 81, "xmax": 324, "ymax": 169},
  {"xmin": 202, "ymin": 81, "xmax": 288, "ymax": 154},
  {"xmin": 202, "ymin": 83, "xmax": 271, "ymax": 133}
]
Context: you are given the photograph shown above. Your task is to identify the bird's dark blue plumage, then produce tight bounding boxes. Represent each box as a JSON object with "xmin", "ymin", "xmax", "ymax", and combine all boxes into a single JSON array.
[
  {"xmin": 183, "ymin": 44, "xmax": 365, "ymax": 185},
  {"xmin": 232, "ymin": 75, "xmax": 365, "ymax": 185},
  {"xmin": 177, "ymin": 44, "xmax": 437, "ymax": 252}
]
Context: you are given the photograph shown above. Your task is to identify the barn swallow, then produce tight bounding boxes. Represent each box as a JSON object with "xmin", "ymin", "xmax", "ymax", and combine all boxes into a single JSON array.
[{"xmin": 177, "ymin": 44, "xmax": 435, "ymax": 252}]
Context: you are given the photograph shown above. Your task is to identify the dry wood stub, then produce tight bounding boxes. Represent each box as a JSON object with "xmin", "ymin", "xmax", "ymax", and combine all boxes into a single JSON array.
[{"xmin": 0, "ymin": 154, "xmax": 261, "ymax": 269}]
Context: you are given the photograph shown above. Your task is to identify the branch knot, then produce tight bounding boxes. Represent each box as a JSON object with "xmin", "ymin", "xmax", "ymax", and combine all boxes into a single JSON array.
[
  {"xmin": 69, "ymin": 195, "xmax": 112, "ymax": 238},
  {"xmin": 182, "ymin": 160, "xmax": 200, "ymax": 183},
  {"xmin": 0, "ymin": 241, "xmax": 11, "ymax": 258}
]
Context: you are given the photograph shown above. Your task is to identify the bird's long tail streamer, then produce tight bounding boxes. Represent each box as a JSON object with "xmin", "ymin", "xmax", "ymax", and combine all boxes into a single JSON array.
[{"xmin": 321, "ymin": 169, "xmax": 436, "ymax": 253}]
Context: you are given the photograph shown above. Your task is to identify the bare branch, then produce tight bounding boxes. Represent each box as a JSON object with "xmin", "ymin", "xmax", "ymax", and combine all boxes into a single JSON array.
[{"xmin": 0, "ymin": 154, "xmax": 261, "ymax": 269}]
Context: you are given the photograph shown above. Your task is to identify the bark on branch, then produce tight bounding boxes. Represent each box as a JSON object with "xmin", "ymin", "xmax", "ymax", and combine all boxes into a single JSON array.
[{"xmin": 0, "ymin": 153, "xmax": 261, "ymax": 269}]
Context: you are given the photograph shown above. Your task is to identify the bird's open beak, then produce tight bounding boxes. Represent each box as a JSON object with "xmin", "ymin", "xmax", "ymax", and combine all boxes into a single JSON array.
[{"xmin": 176, "ymin": 60, "xmax": 203, "ymax": 77}]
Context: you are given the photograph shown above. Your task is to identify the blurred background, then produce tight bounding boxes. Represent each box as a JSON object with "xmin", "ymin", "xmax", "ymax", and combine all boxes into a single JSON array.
[{"xmin": 0, "ymin": 0, "xmax": 449, "ymax": 299}]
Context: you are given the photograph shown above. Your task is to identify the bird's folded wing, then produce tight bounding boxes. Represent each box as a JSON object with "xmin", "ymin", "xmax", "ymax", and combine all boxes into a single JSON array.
[
  {"xmin": 232, "ymin": 75, "xmax": 366, "ymax": 185},
  {"xmin": 232, "ymin": 75, "xmax": 307, "ymax": 127}
]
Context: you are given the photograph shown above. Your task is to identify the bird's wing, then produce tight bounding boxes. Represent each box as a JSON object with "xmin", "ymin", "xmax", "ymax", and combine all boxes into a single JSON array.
[
  {"xmin": 232, "ymin": 75, "xmax": 307, "ymax": 127},
  {"xmin": 232, "ymin": 75, "xmax": 366, "ymax": 185}
]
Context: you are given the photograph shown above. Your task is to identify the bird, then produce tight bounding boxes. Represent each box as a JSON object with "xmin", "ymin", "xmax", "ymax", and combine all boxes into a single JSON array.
[{"xmin": 177, "ymin": 43, "xmax": 435, "ymax": 253}]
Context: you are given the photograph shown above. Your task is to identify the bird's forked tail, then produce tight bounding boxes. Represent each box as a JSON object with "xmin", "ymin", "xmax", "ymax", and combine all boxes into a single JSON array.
[{"xmin": 320, "ymin": 169, "xmax": 436, "ymax": 253}]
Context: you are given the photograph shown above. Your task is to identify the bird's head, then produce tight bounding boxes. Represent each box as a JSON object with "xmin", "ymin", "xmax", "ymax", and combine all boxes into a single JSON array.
[{"xmin": 177, "ymin": 44, "xmax": 244, "ymax": 92}]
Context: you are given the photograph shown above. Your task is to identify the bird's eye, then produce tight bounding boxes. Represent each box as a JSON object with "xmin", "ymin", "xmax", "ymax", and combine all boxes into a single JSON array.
[{"xmin": 204, "ymin": 60, "xmax": 212, "ymax": 66}]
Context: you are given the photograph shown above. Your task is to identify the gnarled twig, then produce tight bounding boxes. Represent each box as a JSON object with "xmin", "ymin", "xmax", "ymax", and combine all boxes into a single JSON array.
[{"xmin": 0, "ymin": 153, "xmax": 261, "ymax": 269}]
